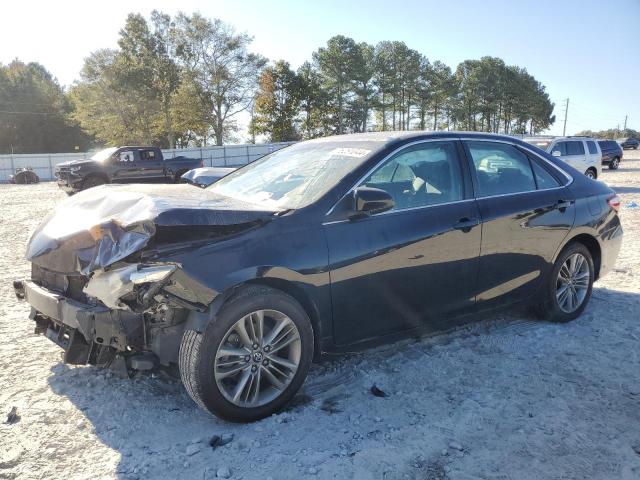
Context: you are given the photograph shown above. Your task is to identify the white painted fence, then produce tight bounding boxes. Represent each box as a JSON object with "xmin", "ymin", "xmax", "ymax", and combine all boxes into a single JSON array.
[{"xmin": 0, "ymin": 142, "xmax": 295, "ymax": 182}]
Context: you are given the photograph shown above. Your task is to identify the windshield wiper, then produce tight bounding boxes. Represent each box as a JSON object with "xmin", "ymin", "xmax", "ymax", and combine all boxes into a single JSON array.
[{"xmin": 273, "ymin": 209, "xmax": 294, "ymax": 217}]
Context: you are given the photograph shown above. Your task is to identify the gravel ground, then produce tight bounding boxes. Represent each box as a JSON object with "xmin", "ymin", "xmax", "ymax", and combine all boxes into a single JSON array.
[{"xmin": 1, "ymin": 151, "xmax": 640, "ymax": 480}]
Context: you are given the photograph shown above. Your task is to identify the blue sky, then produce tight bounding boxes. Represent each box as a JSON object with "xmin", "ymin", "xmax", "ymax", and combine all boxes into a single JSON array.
[{"xmin": 1, "ymin": 0, "xmax": 638, "ymax": 136}]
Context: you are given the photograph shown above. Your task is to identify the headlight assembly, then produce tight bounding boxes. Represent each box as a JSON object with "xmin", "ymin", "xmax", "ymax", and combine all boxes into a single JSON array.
[{"xmin": 83, "ymin": 264, "xmax": 177, "ymax": 310}]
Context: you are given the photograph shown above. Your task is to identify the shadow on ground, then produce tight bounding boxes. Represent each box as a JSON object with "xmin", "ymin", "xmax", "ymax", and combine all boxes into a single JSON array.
[{"xmin": 46, "ymin": 287, "xmax": 640, "ymax": 479}]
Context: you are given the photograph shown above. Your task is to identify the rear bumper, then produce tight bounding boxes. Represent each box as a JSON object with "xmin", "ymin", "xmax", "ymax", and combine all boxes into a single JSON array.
[
  {"xmin": 598, "ymin": 222, "xmax": 623, "ymax": 279},
  {"xmin": 14, "ymin": 280, "xmax": 143, "ymax": 365}
]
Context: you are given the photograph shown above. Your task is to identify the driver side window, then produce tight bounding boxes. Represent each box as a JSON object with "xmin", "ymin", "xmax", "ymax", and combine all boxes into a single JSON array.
[{"xmin": 362, "ymin": 141, "xmax": 464, "ymax": 211}]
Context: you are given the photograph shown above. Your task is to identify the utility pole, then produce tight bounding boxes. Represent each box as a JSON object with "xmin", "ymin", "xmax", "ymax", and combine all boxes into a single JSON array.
[
  {"xmin": 623, "ymin": 115, "xmax": 628, "ymax": 132},
  {"xmin": 562, "ymin": 98, "xmax": 569, "ymax": 136}
]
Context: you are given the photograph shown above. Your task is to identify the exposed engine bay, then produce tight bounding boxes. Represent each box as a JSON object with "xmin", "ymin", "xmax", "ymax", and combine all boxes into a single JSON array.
[{"xmin": 15, "ymin": 183, "xmax": 279, "ymax": 375}]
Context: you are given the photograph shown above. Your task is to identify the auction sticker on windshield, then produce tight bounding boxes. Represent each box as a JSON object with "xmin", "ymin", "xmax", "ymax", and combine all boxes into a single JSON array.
[{"xmin": 329, "ymin": 148, "xmax": 370, "ymax": 158}]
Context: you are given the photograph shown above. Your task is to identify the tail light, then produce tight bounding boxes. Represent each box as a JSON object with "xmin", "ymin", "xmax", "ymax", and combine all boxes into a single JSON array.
[
  {"xmin": 199, "ymin": 159, "xmax": 204, "ymax": 168},
  {"xmin": 607, "ymin": 194, "xmax": 621, "ymax": 212}
]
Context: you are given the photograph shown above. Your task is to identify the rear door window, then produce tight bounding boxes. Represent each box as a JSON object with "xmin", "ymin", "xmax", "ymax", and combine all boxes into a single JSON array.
[
  {"xmin": 531, "ymin": 160, "xmax": 561, "ymax": 189},
  {"xmin": 551, "ymin": 142, "xmax": 567, "ymax": 156},
  {"xmin": 140, "ymin": 149, "xmax": 157, "ymax": 161},
  {"xmin": 586, "ymin": 141, "xmax": 598, "ymax": 154},
  {"xmin": 465, "ymin": 141, "xmax": 536, "ymax": 197},
  {"xmin": 565, "ymin": 141, "xmax": 585, "ymax": 155}
]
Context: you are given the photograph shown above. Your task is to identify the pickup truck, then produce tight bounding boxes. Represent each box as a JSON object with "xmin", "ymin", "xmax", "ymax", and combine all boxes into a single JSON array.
[{"xmin": 55, "ymin": 146, "xmax": 203, "ymax": 194}]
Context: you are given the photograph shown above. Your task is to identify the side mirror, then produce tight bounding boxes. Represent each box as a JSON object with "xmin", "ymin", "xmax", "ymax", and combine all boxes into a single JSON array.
[
  {"xmin": 551, "ymin": 150, "xmax": 561, "ymax": 157},
  {"xmin": 350, "ymin": 187, "xmax": 394, "ymax": 219}
]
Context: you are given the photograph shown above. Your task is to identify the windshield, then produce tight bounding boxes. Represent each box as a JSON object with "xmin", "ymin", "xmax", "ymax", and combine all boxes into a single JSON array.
[
  {"xmin": 90, "ymin": 147, "xmax": 119, "ymax": 162},
  {"xmin": 208, "ymin": 140, "xmax": 380, "ymax": 209}
]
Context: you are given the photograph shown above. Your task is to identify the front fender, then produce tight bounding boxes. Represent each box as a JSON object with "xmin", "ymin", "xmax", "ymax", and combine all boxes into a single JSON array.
[{"xmin": 163, "ymin": 220, "xmax": 332, "ymax": 348}]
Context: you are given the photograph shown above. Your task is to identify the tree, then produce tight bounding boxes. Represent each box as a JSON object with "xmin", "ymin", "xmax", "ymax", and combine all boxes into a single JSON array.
[
  {"xmin": 372, "ymin": 41, "xmax": 395, "ymax": 131},
  {"xmin": 115, "ymin": 13, "xmax": 163, "ymax": 144},
  {"xmin": 174, "ymin": 13, "xmax": 267, "ymax": 145},
  {"xmin": 149, "ymin": 10, "xmax": 181, "ymax": 148},
  {"xmin": 576, "ymin": 128, "xmax": 639, "ymax": 140},
  {"xmin": 70, "ymin": 48, "xmax": 160, "ymax": 145},
  {"xmin": 297, "ymin": 62, "xmax": 328, "ymax": 139},
  {"xmin": 170, "ymin": 73, "xmax": 212, "ymax": 147},
  {"xmin": 250, "ymin": 60, "xmax": 301, "ymax": 142},
  {"xmin": 9, "ymin": 13, "xmax": 561, "ymax": 150},
  {"xmin": 451, "ymin": 58, "xmax": 554, "ymax": 134},
  {"xmin": 349, "ymin": 42, "xmax": 376, "ymax": 132},
  {"xmin": 372, "ymin": 41, "xmax": 421, "ymax": 131},
  {"xmin": 70, "ymin": 13, "xmax": 182, "ymax": 147},
  {"xmin": 313, "ymin": 35, "xmax": 361, "ymax": 135},
  {"xmin": 428, "ymin": 60, "xmax": 456, "ymax": 130},
  {"xmin": 0, "ymin": 60, "xmax": 91, "ymax": 154}
]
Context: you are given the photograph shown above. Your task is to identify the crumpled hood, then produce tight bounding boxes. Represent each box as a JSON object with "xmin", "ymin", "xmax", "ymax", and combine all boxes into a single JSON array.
[{"xmin": 26, "ymin": 183, "xmax": 278, "ymax": 275}]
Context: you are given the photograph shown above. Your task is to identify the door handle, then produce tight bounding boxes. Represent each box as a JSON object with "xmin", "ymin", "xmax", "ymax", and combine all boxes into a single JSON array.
[
  {"xmin": 555, "ymin": 199, "xmax": 574, "ymax": 211},
  {"xmin": 453, "ymin": 217, "xmax": 480, "ymax": 232}
]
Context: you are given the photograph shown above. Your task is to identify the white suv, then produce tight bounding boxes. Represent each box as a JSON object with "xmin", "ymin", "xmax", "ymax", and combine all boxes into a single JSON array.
[{"xmin": 523, "ymin": 136, "xmax": 602, "ymax": 179}]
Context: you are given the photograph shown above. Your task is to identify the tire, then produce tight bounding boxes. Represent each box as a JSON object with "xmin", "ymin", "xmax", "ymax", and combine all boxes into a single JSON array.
[
  {"xmin": 82, "ymin": 175, "xmax": 106, "ymax": 190},
  {"xmin": 179, "ymin": 285, "xmax": 314, "ymax": 422},
  {"xmin": 535, "ymin": 242, "xmax": 594, "ymax": 323},
  {"xmin": 584, "ymin": 168, "xmax": 597, "ymax": 180},
  {"xmin": 174, "ymin": 170, "xmax": 188, "ymax": 183},
  {"xmin": 608, "ymin": 157, "xmax": 620, "ymax": 170}
]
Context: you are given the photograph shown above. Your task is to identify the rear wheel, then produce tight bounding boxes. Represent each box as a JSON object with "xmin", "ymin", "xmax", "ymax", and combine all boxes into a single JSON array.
[
  {"xmin": 584, "ymin": 168, "xmax": 597, "ymax": 179},
  {"xmin": 179, "ymin": 286, "xmax": 314, "ymax": 422},
  {"xmin": 535, "ymin": 242, "xmax": 594, "ymax": 323},
  {"xmin": 608, "ymin": 157, "xmax": 620, "ymax": 170}
]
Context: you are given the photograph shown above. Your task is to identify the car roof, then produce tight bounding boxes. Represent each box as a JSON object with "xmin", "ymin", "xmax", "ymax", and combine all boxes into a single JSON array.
[{"xmin": 305, "ymin": 130, "xmax": 538, "ymax": 147}]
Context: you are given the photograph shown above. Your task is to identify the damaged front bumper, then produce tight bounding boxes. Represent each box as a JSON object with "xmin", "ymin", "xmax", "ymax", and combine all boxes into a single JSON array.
[
  {"xmin": 16, "ymin": 184, "xmax": 272, "ymax": 373},
  {"xmin": 14, "ymin": 262, "xmax": 217, "ymax": 373},
  {"xmin": 14, "ymin": 279, "xmax": 143, "ymax": 368},
  {"xmin": 55, "ymin": 170, "xmax": 83, "ymax": 193}
]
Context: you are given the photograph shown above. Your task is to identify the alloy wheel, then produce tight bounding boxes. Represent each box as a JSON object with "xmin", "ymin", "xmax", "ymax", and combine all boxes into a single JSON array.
[
  {"xmin": 214, "ymin": 309, "xmax": 301, "ymax": 407},
  {"xmin": 556, "ymin": 253, "xmax": 590, "ymax": 313},
  {"xmin": 585, "ymin": 170, "xmax": 595, "ymax": 179}
]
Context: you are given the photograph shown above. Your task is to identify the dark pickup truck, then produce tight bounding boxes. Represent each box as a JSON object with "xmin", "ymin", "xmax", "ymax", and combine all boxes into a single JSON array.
[{"xmin": 55, "ymin": 146, "xmax": 202, "ymax": 194}]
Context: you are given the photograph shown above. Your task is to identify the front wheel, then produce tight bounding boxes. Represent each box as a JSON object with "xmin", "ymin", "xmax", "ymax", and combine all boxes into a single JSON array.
[
  {"xmin": 609, "ymin": 157, "xmax": 620, "ymax": 170},
  {"xmin": 179, "ymin": 286, "xmax": 314, "ymax": 422},
  {"xmin": 174, "ymin": 170, "xmax": 188, "ymax": 183},
  {"xmin": 535, "ymin": 242, "xmax": 594, "ymax": 323},
  {"xmin": 584, "ymin": 168, "xmax": 597, "ymax": 179},
  {"xmin": 82, "ymin": 175, "xmax": 106, "ymax": 190}
]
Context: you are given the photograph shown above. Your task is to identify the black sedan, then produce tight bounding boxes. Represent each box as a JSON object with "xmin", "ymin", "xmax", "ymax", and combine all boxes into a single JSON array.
[{"xmin": 14, "ymin": 132, "xmax": 623, "ymax": 422}]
